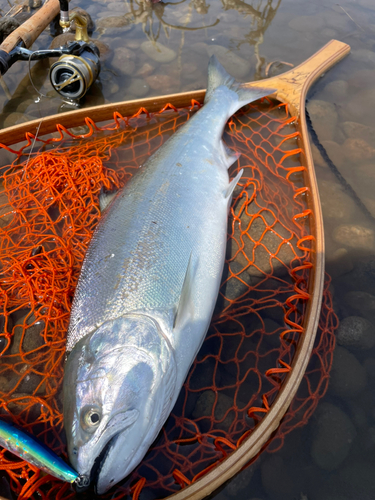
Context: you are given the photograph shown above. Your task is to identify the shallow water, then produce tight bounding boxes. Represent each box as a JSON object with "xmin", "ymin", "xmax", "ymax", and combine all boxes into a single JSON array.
[{"xmin": 0, "ymin": 0, "xmax": 375, "ymax": 499}]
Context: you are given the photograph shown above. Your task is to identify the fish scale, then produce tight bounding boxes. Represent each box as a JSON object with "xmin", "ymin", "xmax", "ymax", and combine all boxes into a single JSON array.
[
  {"xmin": 67, "ymin": 110, "xmax": 229, "ymax": 352},
  {"xmin": 63, "ymin": 56, "xmax": 275, "ymax": 494}
]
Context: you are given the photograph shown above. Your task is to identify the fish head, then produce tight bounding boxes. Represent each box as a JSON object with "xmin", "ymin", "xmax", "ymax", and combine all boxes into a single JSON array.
[{"xmin": 63, "ymin": 315, "xmax": 164, "ymax": 493}]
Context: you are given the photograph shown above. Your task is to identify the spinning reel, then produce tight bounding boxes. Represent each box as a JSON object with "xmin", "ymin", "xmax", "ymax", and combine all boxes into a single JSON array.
[{"xmin": 0, "ymin": 9, "xmax": 100, "ymax": 101}]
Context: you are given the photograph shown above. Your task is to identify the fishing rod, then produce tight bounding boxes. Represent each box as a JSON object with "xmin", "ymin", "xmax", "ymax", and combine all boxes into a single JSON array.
[{"xmin": 0, "ymin": 0, "xmax": 100, "ymax": 100}]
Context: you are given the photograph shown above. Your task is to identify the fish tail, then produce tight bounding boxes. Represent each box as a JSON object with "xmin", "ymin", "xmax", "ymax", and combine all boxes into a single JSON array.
[{"xmin": 204, "ymin": 55, "xmax": 276, "ymax": 115}]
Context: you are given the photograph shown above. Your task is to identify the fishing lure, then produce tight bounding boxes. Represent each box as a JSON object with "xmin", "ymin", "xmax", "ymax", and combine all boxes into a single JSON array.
[{"xmin": 0, "ymin": 419, "xmax": 88, "ymax": 486}]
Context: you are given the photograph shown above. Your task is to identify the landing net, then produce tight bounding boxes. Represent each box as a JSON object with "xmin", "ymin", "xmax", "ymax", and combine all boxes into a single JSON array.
[{"xmin": 0, "ymin": 99, "xmax": 337, "ymax": 500}]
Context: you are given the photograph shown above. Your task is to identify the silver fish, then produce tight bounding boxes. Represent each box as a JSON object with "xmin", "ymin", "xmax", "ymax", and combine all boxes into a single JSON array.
[{"xmin": 63, "ymin": 56, "xmax": 275, "ymax": 494}]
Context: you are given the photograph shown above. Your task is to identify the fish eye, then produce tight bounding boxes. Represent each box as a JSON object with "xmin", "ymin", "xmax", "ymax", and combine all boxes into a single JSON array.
[
  {"xmin": 81, "ymin": 405, "xmax": 102, "ymax": 432},
  {"xmin": 89, "ymin": 412, "xmax": 100, "ymax": 424}
]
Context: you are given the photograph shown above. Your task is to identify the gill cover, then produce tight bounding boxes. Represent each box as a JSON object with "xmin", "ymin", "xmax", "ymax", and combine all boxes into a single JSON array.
[{"xmin": 63, "ymin": 314, "xmax": 176, "ymax": 493}]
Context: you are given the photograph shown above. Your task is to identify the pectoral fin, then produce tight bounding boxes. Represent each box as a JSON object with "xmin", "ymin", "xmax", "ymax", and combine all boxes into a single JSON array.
[
  {"xmin": 174, "ymin": 253, "xmax": 197, "ymax": 330},
  {"xmin": 225, "ymin": 169, "xmax": 243, "ymax": 200},
  {"xmin": 99, "ymin": 188, "xmax": 118, "ymax": 213}
]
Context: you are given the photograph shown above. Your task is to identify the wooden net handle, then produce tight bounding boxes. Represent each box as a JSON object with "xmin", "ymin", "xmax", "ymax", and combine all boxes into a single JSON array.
[
  {"xmin": 248, "ymin": 39, "xmax": 350, "ymax": 116},
  {"xmin": 0, "ymin": 39, "xmax": 350, "ymax": 147}
]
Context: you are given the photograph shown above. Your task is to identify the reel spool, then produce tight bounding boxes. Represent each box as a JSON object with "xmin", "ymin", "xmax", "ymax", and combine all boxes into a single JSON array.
[
  {"xmin": 50, "ymin": 46, "xmax": 100, "ymax": 100},
  {"xmin": 0, "ymin": 7, "xmax": 100, "ymax": 101},
  {"xmin": 50, "ymin": 12, "xmax": 100, "ymax": 100}
]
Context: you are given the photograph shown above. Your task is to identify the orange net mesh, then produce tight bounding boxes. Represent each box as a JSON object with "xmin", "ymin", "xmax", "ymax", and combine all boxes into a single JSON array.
[{"xmin": 0, "ymin": 99, "xmax": 337, "ymax": 500}]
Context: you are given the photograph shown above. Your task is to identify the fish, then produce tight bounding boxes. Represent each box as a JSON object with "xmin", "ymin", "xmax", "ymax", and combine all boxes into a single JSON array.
[
  {"xmin": 0, "ymin": 419, "xmax": 85, "ymax": 485},
  {"xmin": 63, "ymin": 55, "xmax": 275, "ymax": 494}
]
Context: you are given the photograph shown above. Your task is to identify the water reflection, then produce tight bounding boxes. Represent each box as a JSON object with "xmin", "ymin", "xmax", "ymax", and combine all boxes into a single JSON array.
[
  {"xmin": 121, "ymin": 0, "xmax": 219, "ymax": 42},
  {"xmin": 192, "ymin": 0, "xmax": 210, "ymax": 15},
  {"xmin": 222, "ymin": 0, "xmax": 282, "ymax": 79},
  {"xmin": 0, "ymin": 0, "xmax": 284, "ymax": 123}
]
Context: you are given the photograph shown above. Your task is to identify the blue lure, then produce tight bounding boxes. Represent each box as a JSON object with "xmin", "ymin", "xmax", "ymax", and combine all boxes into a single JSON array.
[{"xmin": 0, "ymin": 419, "xmax": 88, "ymax": 485}]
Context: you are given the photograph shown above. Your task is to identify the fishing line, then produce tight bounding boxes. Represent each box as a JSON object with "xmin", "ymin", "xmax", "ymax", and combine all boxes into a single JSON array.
[
  {"xmin": 24, "ymin": 119, "xmax": 42, "ymax": 168},
  {"xmin": 305, "ymin": 102, "xmax": 375, "ymax": 225},
  {"xmin": 28, "ymin": 50, "xmax": 80, "ymax": 106},
  {"xmin": 28, "ymin": 49, "xmax": 50, "ymax": 99},
  {"xmin": 24, "ymin": 57, "xmax": 48, "ymax": 169}
]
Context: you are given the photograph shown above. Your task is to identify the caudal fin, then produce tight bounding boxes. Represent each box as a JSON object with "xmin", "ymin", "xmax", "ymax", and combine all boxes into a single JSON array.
[{"xmin": 204, "ymin": 55, "xmax": 276, "ymax": 112}]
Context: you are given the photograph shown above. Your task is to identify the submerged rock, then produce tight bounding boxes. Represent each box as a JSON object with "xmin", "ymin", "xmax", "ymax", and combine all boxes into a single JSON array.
[
  {"xmin": 17, "ymin": 368, "xmax": 46, "ymax": 395},
  {"xmin": 112, "ymin": 46, "xmax": 136, "ymax": 76},
  {"xmin": 221, "ymin": 260, "xmax": 252, "ymax": 301},
  {"xmin": 320, "ymin": 140, "xmax": 346, "ymax": 167},
  {"xmin": 344, "ymin": 88, "xmax": 375, "ymax": 127},
  {"xmin": 0, "ymin": 376, "xmax": 9, "ymax": 393},
  {"xmin": 141, "ymin": 41, "xmax": 176, "ymax": 63},
  {"xmin": 0, "ymin": 190, "xmax": 13, "ymax": 228},
  {"xmin": 352, "ymin": 48, "xmax": 375, "ymax": 65},
  {"xmin": 337, "ymin": 316, "xmax": 375, "ymax": 351},
  {"xmin": 224, "ymin": 465, "xmax": 256, "ymax": 497},
  {"xmin": 321, "ymin": 79, "xmax": 349, "ymax": 101},
  {"xmin": 109, "ymin": 82, "xmax": 119, "ymax": 95},
  {"xmin": 329, "ymin": 346, "xmax": 366, "ymax": 399},
  {"xmin": 261, "ymin": 454, "xmax": 305, "ymax": 500},
  {"xmin": 50, "ymin": 32, "xmax": 75, "ymax": 49},
  {"xmin": 127, "ymin": 78, "xmax": 150, "ymax": 98},
  {"xmin": 311, "ymin": 402, "xmax": 356, "ymax": 471},
  {"xmin": 319, "ymin": 180, "xmax": 356, "ymax": 221},
  {"xmin": 3, "ymin": 112, "xmax": 32, "ymax": 128},
  {"xmin": 337, "ymin": 461, "xmax": 375, "ymax": 498},
  {"xmin": 145, "ymin": 74, "xmax": 174, "ymax": 91},
  {"xmin": 341, "ymin": 121, "xmax": 375, "ymax": 146},
  {"xmin": 192, "ymin": 389, "xmax": 235, "ymax": 431},
  {"xmin": 135, "ymin": 62, "xmax": 155, "ymax": 78},
  {"xmin": 333, "ymin": 225, "xmax": 375, "ymax": 251},
  {"xmin": 326, "ymin": 248, "xmax": 354, "ymax": 279},
  {"xmin": 344, "ymin": 291, "xmax": 375, "ymax": 324},
  {"xmin": 364, "ymin": 357, "xmax": 375, "ymax": 381},
  {"xmin": 206, "ymin": 45, "xmax": 250, "ymax": 79},
  {"xmin": 69, "ymin": 7, "xmax": 95, "ymax": 33},
  {"xmin": 191, "ymin": 42, "xmax": 209, "ymax": 54},
  {"xmin": 91, "ymin": 40, "xmax": 111, "ymax": 61},
  {"xmin": 0, "ymin": 17, "xmax": 20, "ymax": 44},
  {"xmin": 0, "ymin": 315, "xmax": 13, "ymax": 354},
  {"xmin": 342, "ymin": 138, "xmax": 375, "ymax": 162},
  {"xmin": 307, "ymin": 100, "xmax": 338, "ymax": 142},
  {"xmin": 10, "ymin": 311, "xmax": 45, "ymax": 355}
]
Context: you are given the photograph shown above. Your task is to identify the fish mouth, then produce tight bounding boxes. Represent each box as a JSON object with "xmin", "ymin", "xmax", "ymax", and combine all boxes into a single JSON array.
[{"xmin": 92, "ymin": 433, "xmax": 120, "ymax": 493}]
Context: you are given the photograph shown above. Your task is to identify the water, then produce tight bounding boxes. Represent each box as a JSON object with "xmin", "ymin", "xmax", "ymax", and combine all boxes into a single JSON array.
[{"xmin": 0, "ymin": 0, "xmax": 375, "ymax": 499}]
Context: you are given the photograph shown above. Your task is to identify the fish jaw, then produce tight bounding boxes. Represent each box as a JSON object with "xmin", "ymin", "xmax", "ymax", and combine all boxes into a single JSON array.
[
  {"xmin": 63, "ymin": 314, "xmax": 176, "ymax": 490},
  {"xmin": 71, "ymin": 404, "xmax": 140, "ymax": 480},
  {"xmin": 95, "ymin": 417, "xmax": 152, "ymax": 494}
]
